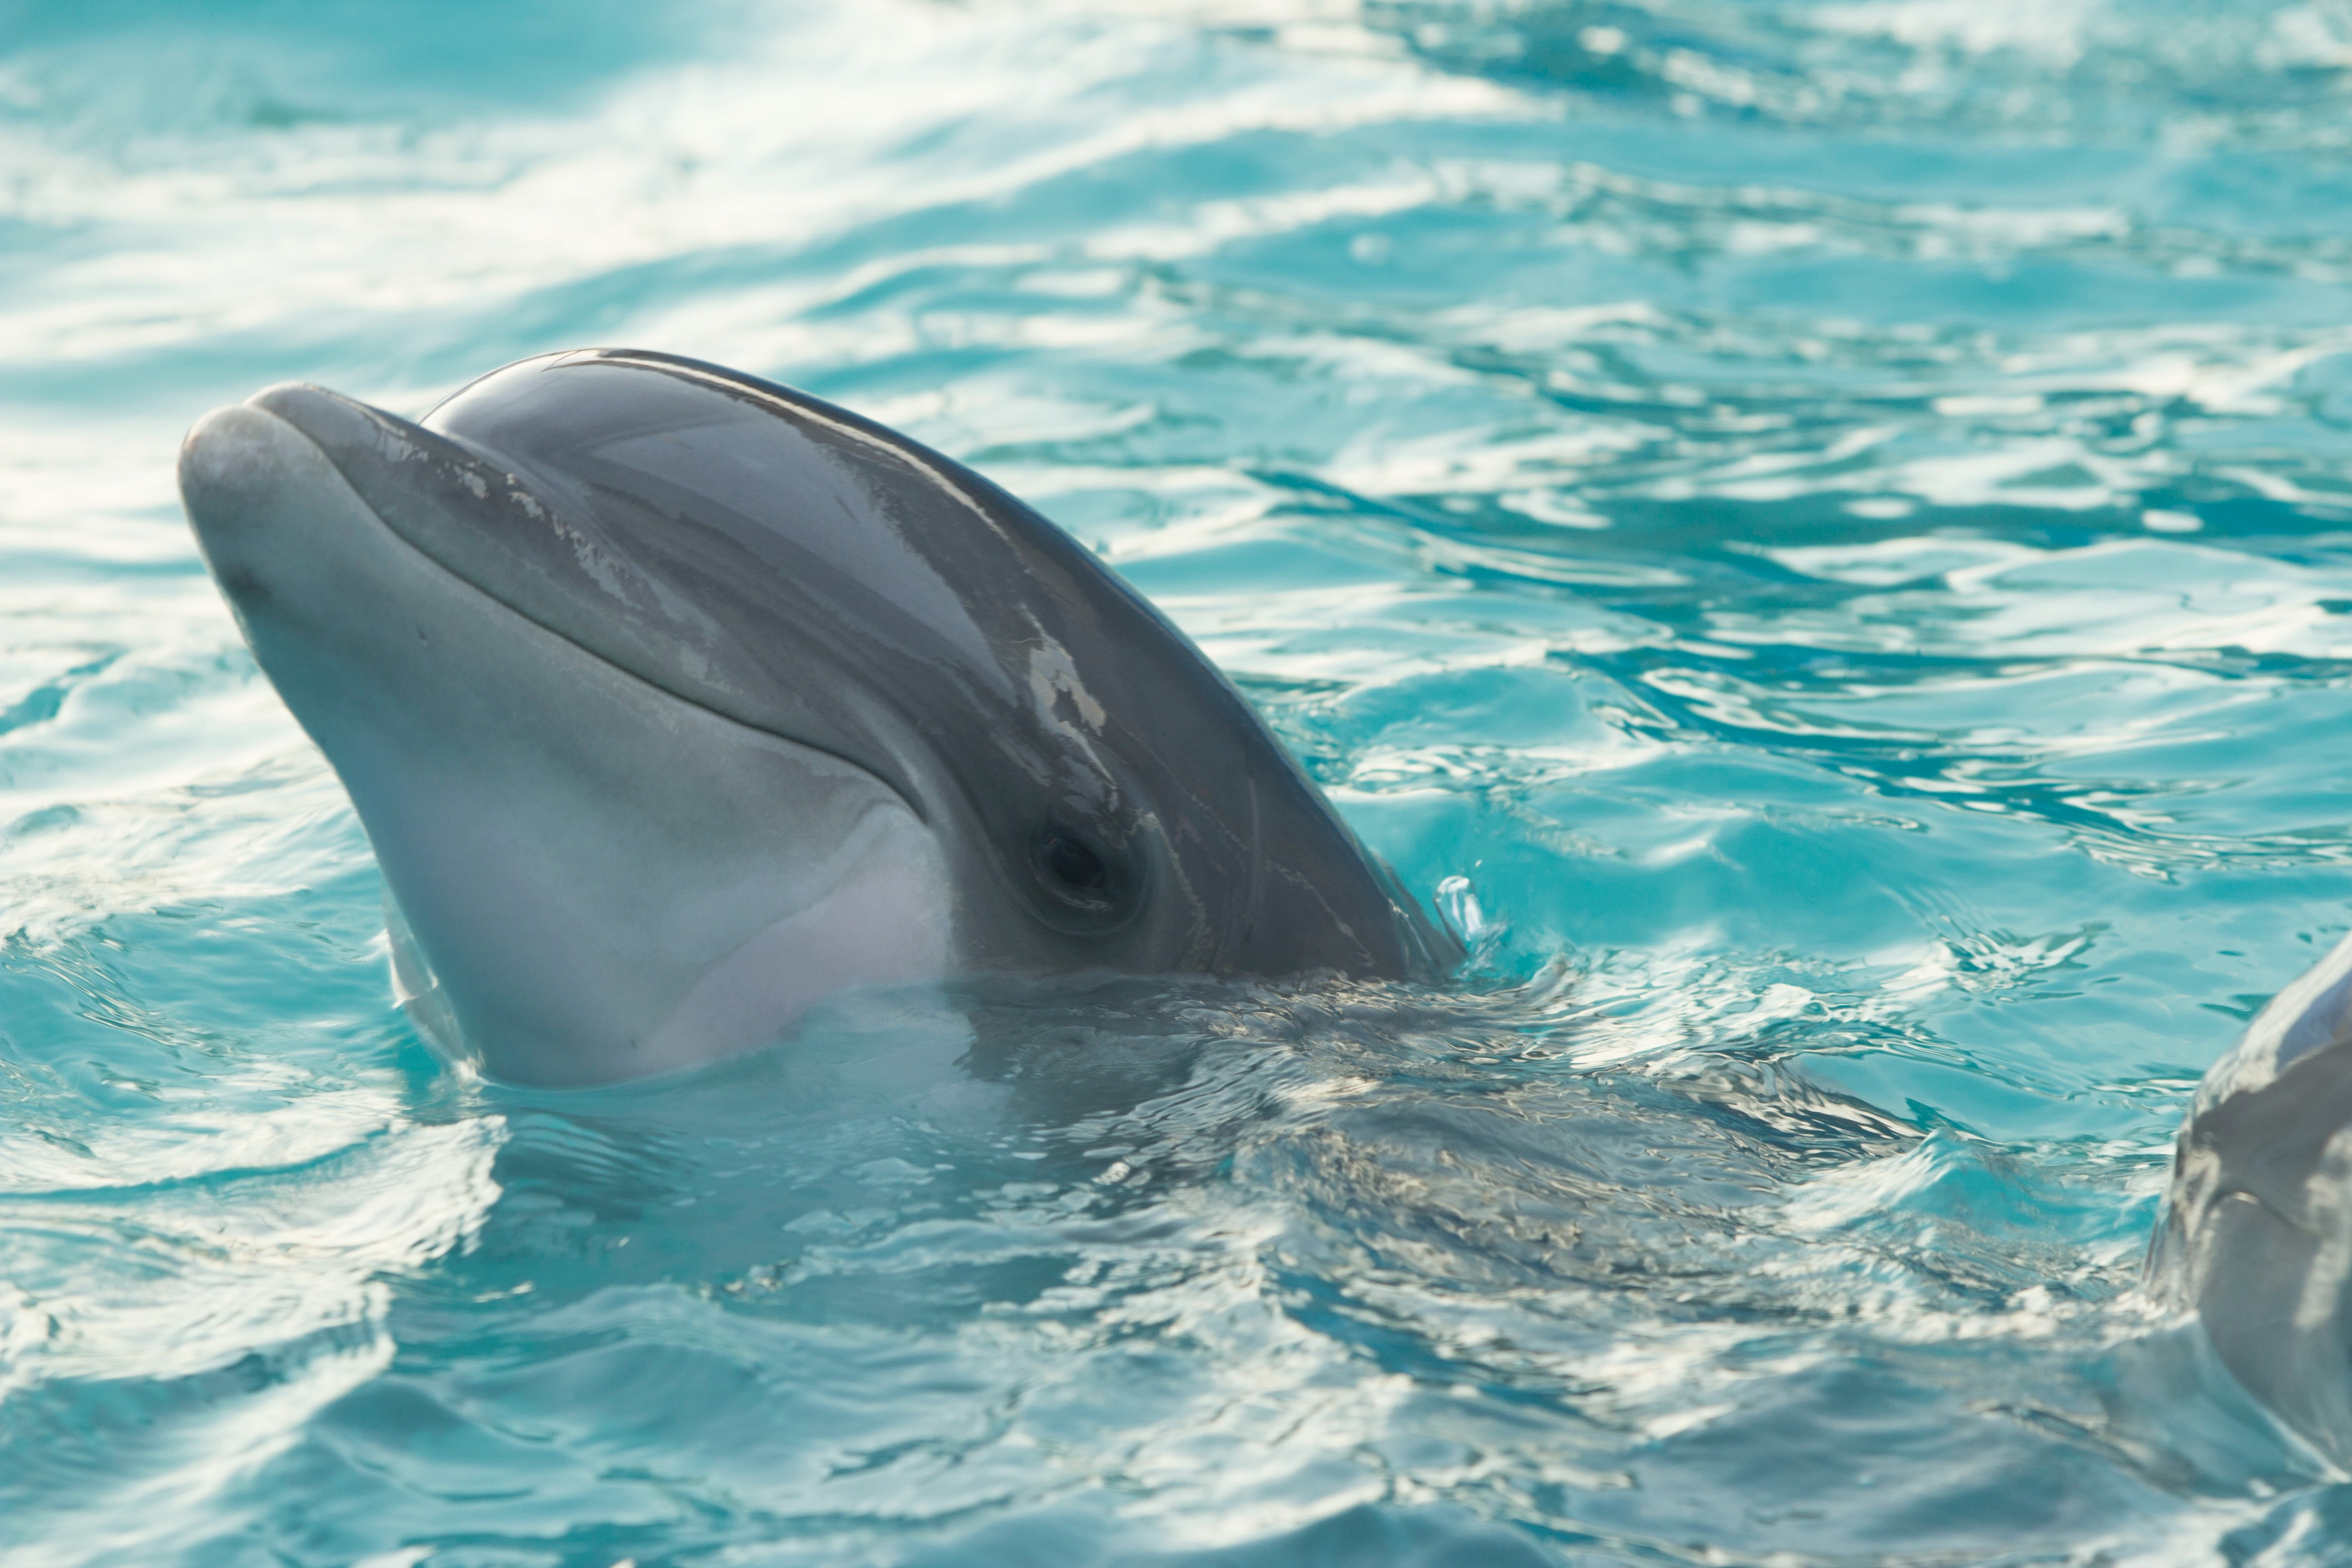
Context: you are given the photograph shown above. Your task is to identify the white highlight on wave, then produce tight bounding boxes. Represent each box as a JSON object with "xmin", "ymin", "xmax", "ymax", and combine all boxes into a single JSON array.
[{"xmin": 0, "ymin": 1, "xmax": 1522, "ymax": 377}]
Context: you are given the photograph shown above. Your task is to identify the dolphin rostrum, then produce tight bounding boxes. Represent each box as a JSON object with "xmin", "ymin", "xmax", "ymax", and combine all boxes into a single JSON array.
[
  {"xmin": 2151, "ymin": 929, "xmax": 2352, "ymax": 1461},
  {"xmin": 178, "ymin": 348, "xmax": 1455, "ymax": 1086}
]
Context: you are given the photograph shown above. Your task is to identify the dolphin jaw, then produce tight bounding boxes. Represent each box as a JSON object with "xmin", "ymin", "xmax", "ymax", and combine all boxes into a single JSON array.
[{"xmin": 180, "ymin": 397, "xmax": 957, "ymax": 1087}]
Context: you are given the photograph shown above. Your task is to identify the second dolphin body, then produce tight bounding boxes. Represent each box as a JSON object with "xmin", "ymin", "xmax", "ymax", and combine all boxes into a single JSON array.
[
  {"xmin": 178, "ymin": 349, "xmax": 1455, "ymax": 1086},
  {"xmin": 2153, "ymin": 930, "xmax": 2352, "ymax": 1461}
]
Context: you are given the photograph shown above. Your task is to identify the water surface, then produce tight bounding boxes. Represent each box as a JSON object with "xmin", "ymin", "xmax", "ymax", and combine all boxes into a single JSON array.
[{"xmin": 7, "ymin": 1, "xmax": 2352, "ymax": 1562}]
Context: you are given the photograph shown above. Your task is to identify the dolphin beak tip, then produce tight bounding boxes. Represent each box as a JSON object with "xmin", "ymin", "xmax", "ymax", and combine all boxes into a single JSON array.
[
  {"xmin": 180, "ymin": 404, "xmax": 298, "ymax": 519},
  {"xmin": 176, "ymin": 403, "xmax": 344, "ymax": 588}
]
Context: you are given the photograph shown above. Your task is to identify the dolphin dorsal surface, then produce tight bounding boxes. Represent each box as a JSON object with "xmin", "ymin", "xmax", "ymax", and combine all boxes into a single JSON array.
[
  {"xmin": 2151, "ymin": 929, "xmax": 2352, "ymax": 1459},
  {"xmin": 178, "ymin": 348, "xmax": 1456, "ymax": 1085}
]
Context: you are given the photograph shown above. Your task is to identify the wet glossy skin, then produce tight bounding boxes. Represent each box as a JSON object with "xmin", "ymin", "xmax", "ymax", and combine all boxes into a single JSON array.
[
  {"xmin": 180, "ymin": 349, "xmax": 1453, "ymax": 1083},
  {"xmin": 2152, "ymin": 931, "xmax": 2352, "ymax": 1461}
]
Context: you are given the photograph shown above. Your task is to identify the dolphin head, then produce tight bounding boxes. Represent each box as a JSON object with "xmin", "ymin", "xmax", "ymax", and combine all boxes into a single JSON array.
[{"xmin": 179, "ymin": 349, "xmax": 1452, "ymax": 1085}]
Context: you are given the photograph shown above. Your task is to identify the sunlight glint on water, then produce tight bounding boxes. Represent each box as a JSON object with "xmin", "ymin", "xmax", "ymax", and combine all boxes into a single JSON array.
[{"xmin": 6, "ymin": 1, "xmax": 2352, "ymax": 1562}]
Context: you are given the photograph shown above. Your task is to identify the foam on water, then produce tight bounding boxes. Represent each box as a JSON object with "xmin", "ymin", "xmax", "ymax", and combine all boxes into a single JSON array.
[{"xmin": 7, "ymin": 0, "xmax": 2352, "ymax": 1562}]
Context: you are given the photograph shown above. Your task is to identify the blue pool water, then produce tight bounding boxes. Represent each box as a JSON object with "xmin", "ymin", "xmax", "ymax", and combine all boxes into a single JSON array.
[{"xmin": 8, "ymin": 1, "xmax": 2352, "ymax": 1561}]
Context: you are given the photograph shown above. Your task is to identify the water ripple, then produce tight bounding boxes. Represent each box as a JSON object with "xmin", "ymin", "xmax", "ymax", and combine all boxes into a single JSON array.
[{"xmin": 9, "ymin": 0, "xmax": 2352, "ymax": 1562}]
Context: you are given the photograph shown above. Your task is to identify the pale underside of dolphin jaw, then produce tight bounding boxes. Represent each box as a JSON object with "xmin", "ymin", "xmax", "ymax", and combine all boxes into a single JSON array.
[
  {"xmin": 382, "ymin": 799, "xmax": 956, "ymax": 1086},
  {"xmin": 181, "ymin": 396, "xmax": 956, "ymax": 1088}
]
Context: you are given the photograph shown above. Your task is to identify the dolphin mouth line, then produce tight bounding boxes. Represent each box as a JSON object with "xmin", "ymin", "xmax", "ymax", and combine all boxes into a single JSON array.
[{"xmin": 252, "ymin": 400, "xmax": 931, "ymax": 824}]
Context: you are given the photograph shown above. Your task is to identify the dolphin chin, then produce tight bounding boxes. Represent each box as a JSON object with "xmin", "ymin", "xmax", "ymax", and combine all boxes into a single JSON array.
[{"xmin": 180, "ymin": 349, "xmax": 1456, "ymax": 1086}]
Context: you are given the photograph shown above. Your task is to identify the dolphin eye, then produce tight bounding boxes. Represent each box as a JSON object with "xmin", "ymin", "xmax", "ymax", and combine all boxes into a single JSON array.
[
  {"xmin": 1040, "ymin": 833, "xmax": 1107, "ymax": 892},
  {"xmin": 1028, "ymin": 823, "xmax": 1137, "ymax": 928}
]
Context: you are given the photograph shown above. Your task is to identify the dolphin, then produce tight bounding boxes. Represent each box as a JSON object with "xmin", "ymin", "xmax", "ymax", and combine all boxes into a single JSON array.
[
  {"xmin": 177, "ymin": 348, "xmax": 1455, "ymax": 1086},
  {"xmin": 2151, "ymin": 929, "xmax": 2352, "ymax": 1461}
]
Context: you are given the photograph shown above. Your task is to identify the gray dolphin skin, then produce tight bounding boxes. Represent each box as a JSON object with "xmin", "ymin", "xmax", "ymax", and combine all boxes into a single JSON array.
[
  {"xmin": 2152, "ymin": 930, "xmax": 2352, "ymax": 1460},
  {"xmin": 178, "ymin": 348, "xmax": 1455, "ymax": 1086}
]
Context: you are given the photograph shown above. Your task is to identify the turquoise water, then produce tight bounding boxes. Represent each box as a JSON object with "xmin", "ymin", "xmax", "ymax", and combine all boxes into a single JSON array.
[{"xmin": 8, "ymin": 0, "xmax": 2352, "ymax": 1561}]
